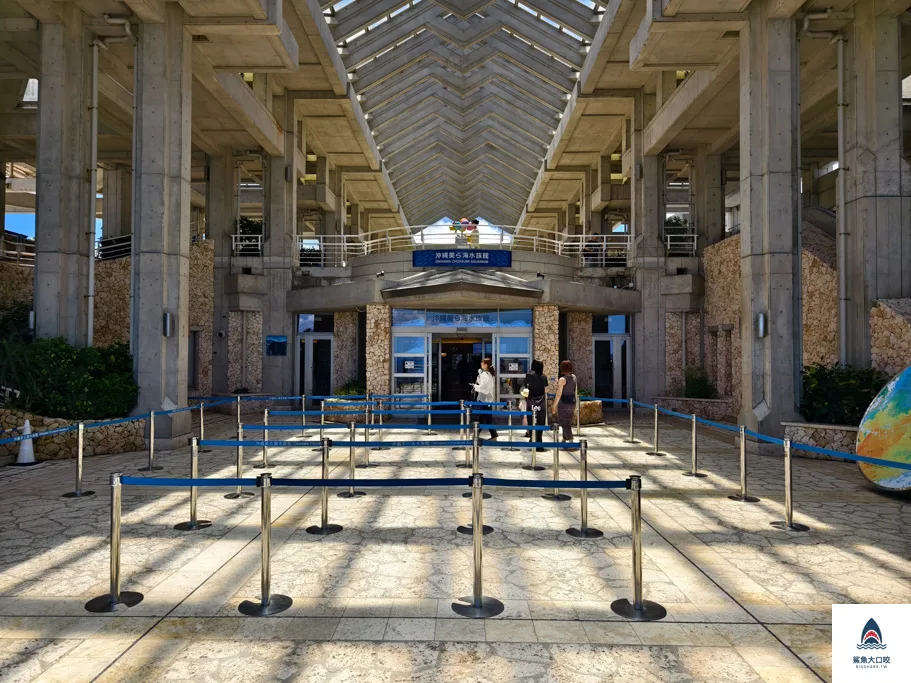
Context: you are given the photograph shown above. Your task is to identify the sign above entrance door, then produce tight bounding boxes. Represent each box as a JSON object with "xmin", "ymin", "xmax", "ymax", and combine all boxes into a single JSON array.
[{"xmin": 413, "ymin": 250, "xmax": 512, "ymax": 268}]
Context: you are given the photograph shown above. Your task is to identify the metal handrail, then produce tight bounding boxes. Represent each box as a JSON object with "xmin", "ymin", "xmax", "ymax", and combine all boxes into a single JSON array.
[
  {"xmin": 0, "ymin": 237, "xmax": 35, "ymax": 266},
  {"xmin": 96, "ymin": 234, "xmax": 131, "ymax": 261},
  {"xmin": 232, "ymin": 234, "xmax": 263, "ymax": 257},
  {"xmin": 664, "ymin": 233, "xmax": 697, "ymax": 256}
]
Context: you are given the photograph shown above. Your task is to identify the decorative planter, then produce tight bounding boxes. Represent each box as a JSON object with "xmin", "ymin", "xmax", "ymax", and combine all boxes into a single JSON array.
[{"xmin": 580, "ymin": 400, "xmax": 603, "ymax": 426}]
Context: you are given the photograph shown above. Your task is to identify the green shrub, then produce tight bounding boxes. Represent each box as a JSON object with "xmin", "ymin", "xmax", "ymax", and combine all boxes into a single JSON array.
[
  {"xmin": 682, "ymin": 366, "xmax": 717, "ymax": 399},
  {"xmin": 801, "ymin": 364, "xmax": 890, "ymax": 426},
  {"xmin": 578, "ymin": 387, "xmax": 592, "ymax": 399},
  {"xmin": 237, "ymin": 217, "xmax": 263, "ymax": 235},
  {"xmin": 335, "ymin": 379, "xmax": 367, "ymax": 396},
  {"xmin": 0, "ymin": 338, "xmax": 138, "ymax": 419}
]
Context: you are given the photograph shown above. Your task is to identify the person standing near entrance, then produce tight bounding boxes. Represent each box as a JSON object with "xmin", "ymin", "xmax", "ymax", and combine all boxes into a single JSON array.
[
  {"xmin": 525, "ymin": 359, "xmax": 547, "ymax": 451},
  {"xmin": 552, "ymin": 360, "xmax": 578, "ymax": 449},
  {"xmin": 471, "ymin": 357, "xmax": 498, "ymax": 440}
]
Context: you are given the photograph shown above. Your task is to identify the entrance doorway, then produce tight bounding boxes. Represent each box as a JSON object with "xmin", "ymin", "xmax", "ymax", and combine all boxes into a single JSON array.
[
  {"xmin": 299, "ymin": 335, "xmax": 333, "ymax": 403},
  {"xmin": 593, "ymin": 335, "xmax": 631, "ymax": 401},
  {"xmin": 436, "ymin": 337, "xmax": 490, "ymax": 402}
]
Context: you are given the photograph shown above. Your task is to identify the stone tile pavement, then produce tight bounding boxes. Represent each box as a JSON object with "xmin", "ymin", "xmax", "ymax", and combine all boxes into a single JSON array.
[{"xmin": 0, "ymin": 411, "xmax": 907, "ymax": 681}]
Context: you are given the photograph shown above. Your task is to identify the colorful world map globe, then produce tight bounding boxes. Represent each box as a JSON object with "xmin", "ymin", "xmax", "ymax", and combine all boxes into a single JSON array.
[{"xmin": 856, "ymin": 365, "xmax": 911, "ymax": 491}]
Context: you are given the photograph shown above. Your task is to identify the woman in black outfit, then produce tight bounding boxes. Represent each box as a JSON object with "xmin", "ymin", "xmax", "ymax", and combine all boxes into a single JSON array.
[{"xmin": 525, "ymin": 359, "xmax": 547, "ymax": 451}]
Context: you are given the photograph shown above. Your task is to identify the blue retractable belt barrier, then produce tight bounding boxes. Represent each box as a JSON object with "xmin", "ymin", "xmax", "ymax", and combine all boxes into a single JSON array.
[
  {"xmin": 371, "ymin": 409, "xmax": 465, "ymax": 416},
  {"xmin": 383, "ymin": 401, "xmax": 462, "ymax": 407},
  {"xmin": 88, "ymin": 415, "xmax": 145, "ymax": 428},
  {"xmin": 484, "ymin": 477, "xmax": 628, "ymax": 489},
  {"xmin": 271, "ymin": 477, "xmax": 467, "ymax": 488},
  {"xmin": 476, "ymin": 424, "xmax": 549, "ymax": 431},
  {"xmin": 199, "ymin": 439, "xmax": 322, "ymax": 448},
  {"xmin": 120, "ymin": 477, "xmax": 257, "ymax": 487},
  {"xmin": 159, "ymin": 405, "xmax": 196, "ymax": 415},
  {"xmin": 743, "ymin": 428, "xmax": 785, "ymax": 446},
  {"xmin": 487, "ymin": 410, "xmax": 533, "ymax": 417},
  {"xmin": 0, "ymin": 424, "xmax": 79, "ymax": 445},
  {"xmin": 465, "ymin": 401, "xmax": 508, "ymax": 407},
  {"xmin": 309, "ymin": 395, "xmax": 368, "ymax": 400},
  {"xmin": 350, "ymin": 423, "xmax": 464, "ymax": 431},
  {"xmin": 791, "ymin": 443, "xmax": 911, "ymax": 470},
  {"xmin": 268, "ymin": 410, "xmax": 364, "ymax": 416},
  {"xmin": 369, "ymin": 394, "xmax": 428, "ymax": 400},
  {"xmin": 243, "ymin": 425, "xmax": 330, "ymax": 432},
  {"xmin": 205, "ymin": 398, "xmax": 243, "ymax": 407},
  {"xmin": 694, "ymin": 417, "xmax": 741, "ymax": 434},
  {"xmin": 657, "ymin": 407, "xmax": 692, "ymax": 420},
  {"xmin": 483, "ymin": 440, "xmax": 568, "ymax": 448},
  {"xmin": 332, "ymin": 440, "xmax": 472, "ymax": 448},
  {"xmin": 632, "ymin": 400, "xmax": 654, "ymax": 410},
  {"xmin": 582, "ymin": 397, "xmax": 624, "ymax": 404}
]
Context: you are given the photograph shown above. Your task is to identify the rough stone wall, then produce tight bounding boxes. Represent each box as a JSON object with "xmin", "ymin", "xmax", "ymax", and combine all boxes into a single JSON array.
[
  {"xmin": 93, "ymin": 257, "xmax": 130, "ymax": 347},
  {"xmin": 188, "ymin": 240, "xmax": 214, "ymax": 395},
  {"xmin": 0, "ymin": 261, "xmax": 33, "ymax": 311},
  {"xmin": 366, "ymin": 304, "xmax": 391, "ymax": 396},
  {"xmin": 533, "ymin": 305, "xmax": 560, "ymax": 391},
  {"xmin": 0, "ymin": 409, "xmax": 145, "ymax": 461},
  {"xmin": 801, "ymin": 225, "xmax": 838, "ymax": 366},
  {"xmin": 567, "ymin": 312, "xmax": 592, "ymax": 391},
  {"xmin": 333, "ymin": 310, "xmax": 358, "ymax": 389},
  {"xmin": 227, "ymin": 310, "xmax": 263, "ymax": 392},
  {"xmin": 782, "ymin": 422, "xmax": 855, "ymax": 460},
  {"xmin": 655, "ymin": 397, "xmax": 738, "ymax": 423},
  {"xmin": 665, "ymin": 313, "xmax": 684, "ymax": 394},
  {"xmin": 870, "ymin": 299, "xmax": 911, "ymax": 377},
  {"xmin": 703, "ymin": 235, "xmax": 742, "ymax": 406}
]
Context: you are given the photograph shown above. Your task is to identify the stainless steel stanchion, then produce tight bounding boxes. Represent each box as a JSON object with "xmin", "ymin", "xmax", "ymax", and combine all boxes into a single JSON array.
[
  {"xmin": 522, "ymin": 405, "xmax": 545, "ymax": 472},
  {"xmin": 575, "ymin": 386, "xmax": 582, "ymax": 438},
  {"xmin": 312, "ymin": 403, "xmax": 326, "ymax": 452},
  {"xmin": 458, "ymin": 424, "xmax": 492, "ymax": 534},
  {"xmin": 453, "ymin": 400, "xmax": 468, "ymax": 452},
  {"xmin": 85, "ymin": 473, "xmax": 144, "ymax": 612},
  {"xmin": 504, "ymin": 400, "xmax": 520, "ymax": 451},
  {"xmin": 371, "ymin": 400, "xmax": 389, "ymax": 450},
  {"xmin": 198, "ymin": 402, "xmax": 211, "ymax": 453},
  {"xmin": 307, "ymin": 438, "xmax": 343, "ymax": 535},
  {"xmin": 424, "ymin": 404, "xmax": 436, "ymax": 435},
  {"xmin": 239, "ymin": 473, "xmax": 293, "ymax": 616},
  {"xmin": 770, "ymin": 438, "xmax": 809, "ymax": 532},
  {"xmin": 255, "ymin": 409, "xmax": 270, "ymax": 469},
  {"xmin": 456, "ymin": 406, "xmax": 472, "ymax": 466},
  {"xmin": 62, "ymin": 422, "xmax": 95, "ymax": 498},
  {"xmin": 300, "ymin": 394, "xmax": 307, "ymax": 437},
  {"xmin": 338, "ymin": 422, "xmax": 366, "ymax": 498},
  {"xmin": 175, "ymin": 438, "xmax": 212, "ymax": 531},
  {"xmin": 452, "ymin": 473, "xmax": 504, "ymax": 618},
  {"xmin": 225, "ymin": 424, "xmax": 254, "ymax": 499},
  {"xmin": 236, "ymin": 395, "xmax": 241, "ymax": 433},
  {"xmin": 566, "ymin": 440, "xmax": 602, "ymax": 538},
  {"xmin": 356, "ymin": 407, "xmax": 377, "ymax": 468},
  {"xmin": 139, "ymin": 410, "xmax": 162, "ymax": 471},
  {"xmin": 682, "ymin": 414, "xmax": 707, "ymax": 478},
  {"xmin": 729, "ymin": 426, "xmax": 760, "ymax": 503},
  {"xmin": 543, "ymin": 425, "xmax": 570, "ymax": 501},
  {"xmin": 610, "ymin": 475, "xmax": 667, "ymax": 621},
  {"xmin": 645, "ymin": 404, "xmax": 664, "ymax": 456},
  {"xmin": 623, "ymin": 398, "xmax": 638, "ymax": 443}
]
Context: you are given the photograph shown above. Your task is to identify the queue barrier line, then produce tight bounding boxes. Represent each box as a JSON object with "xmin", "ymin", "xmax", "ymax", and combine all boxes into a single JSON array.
[
  {"xmin": 347, "ymin": 423, "xmax": 465, "ymax": 431},
  {"xmin": 243, "ymin": 424, "xmax": 357, "ymax": 432},
  {"xmin": 791, "ymin": 443, "xmax": 911, "ymax": 470},
  {"xmin": 383, "ymin": 401, "xmax": 463, "ymax": 407},
  {"xmin": 483, "ymin": 440, "xmax": 571, "ymax": 448},
  {"xmin": 370, "ymin": 394, "xmax": 428, "ymax": 399},
  {"xmin": 656, "ymin": 406, "xmax": 692, "ymax": 421},
  {"xmin": 120, "ymin": 477, "xmax": 256, "ymax": 487},
  {"xmin": 271, "ymin": 477, "xmax": 468, "ymax": 488},
  {"xmin": 0, "ymin": 424, "xmax": 80, "ymax": 445},
  {"xmin": 200, "ymin": 439, "xmax": 328, "ymax": 448},
  {"xmin": 268, "ymin": 410, "xmax": 364, "ymax": 416},
  {"xmin": 484, "ymin": 477, "xmax": 628, "ymax": 489},
  {"xmin": 694, "ymin": 417, "xmax": 742, "ymax": 435},
  {"xmin": 581, "ymin": 397, "xmax": 625, "ymax": 404},
  {"xmin": 475, "ymin": 424, "xmax": 549, "ymax": 431},
  {"xmin": 309, "ymin": 395, "xmax": 368, "ymax": 400},
  {"xmin": 465, "ymin": 401, "xmax": 508, "ymax": 407},
  {"xmin": 332, "ymin": 440, "xmax": 472, "ymax": 448},
  {"xmin": 370, "ymin": 409, "xmax": 465, "ymax": 416},
  {"xmin": 485, "ymin": 410, "xmax": 533, "ymax": 417}
]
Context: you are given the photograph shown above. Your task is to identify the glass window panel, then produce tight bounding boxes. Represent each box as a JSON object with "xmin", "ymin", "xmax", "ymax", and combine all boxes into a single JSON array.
[
  {"xmin": 499, "ymin": 376, "xmax": 526, "ymax": 396},
  {"xmin": 498, "ymin": 336, "xmax": 530, "ymax": 355},
  {"xmin": 394, "ymin": 377, "xmax": 424, "ymax": 394},
  {"xmin": 392, "ymin": 309, "xmax": 426, "ymax": 327},
  {"xmin": 498, "ymin": 309, "xmax": 532, "ymax": 327},
  {"xmin": 394, "ymin": 357, "xmax": 425, "ymax": 374},
  {"xmin": 499, "ymin": 357, "xmax": 528, "ymax": 375},
  {"xmin": 393, "ymin": 336, "xmax": 426, "ymax": 354},
  {"xmin": 298, "ymin": 314, "xmax": 334, "ymax": 333},
  {"xmin": 592, "ymin": 315, "xmax": 630, "ymax": 334}
]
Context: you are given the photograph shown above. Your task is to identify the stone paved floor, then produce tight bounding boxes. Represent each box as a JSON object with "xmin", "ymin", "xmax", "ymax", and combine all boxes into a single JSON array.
[{"xmin": 0, "ymin": 412, "xmax": 908, "ymax": 682}]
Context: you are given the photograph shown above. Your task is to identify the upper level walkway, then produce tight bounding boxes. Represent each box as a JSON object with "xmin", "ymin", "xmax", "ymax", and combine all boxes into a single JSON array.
[{"xmin": 0, "ymin": 412, "xmax": 906, "ymax": 681}]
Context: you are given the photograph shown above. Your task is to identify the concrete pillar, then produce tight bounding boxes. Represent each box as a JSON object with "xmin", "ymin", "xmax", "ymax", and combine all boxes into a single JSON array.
[
  {"xmin": 209, "ymin": 150, "xmax": 236, "ymax": 394},
  {"xmin": 262, "ymin": 94, "xmax": 297, "ymax": 396},
  {"xmin": 253, "ymin": 74, "xmax": 272, "ymax": 111},
  {"xmin": 843, "ymin": 0, "xmax": 911, "ymax": 365},
  {"xmin": 101, "ymin": 165, "xmax": 132, "ymax": 239},
  {"xmin": 801, "ymin": 163, "xmax": 820, "ymax": 208},
  {"xmin": 655, "ymin": 71, "xmax": 677, "ymax": 110},
  {"xmin": 333, "ymin": 310, "xmax": 358, "ymax": 388},
  {"xmin": 632, "ymin": 91, "xmax": 666, "ymax": 401},
  {"xmin": 567, "ymin": 311, "xmax": 593, "ymax": 391},
  {"xmin": 130, "ymin": 3, "xmax": 193, "ymax": 444},
  {"xmin": 349, "ymin": 202, "xmax": 361, "ymax": 235},
  {"xmin": 34, "ymin": 6, "xmax": 91, "ymax": 346},
  {"xmin": 695, "ymin": 145, "xmax": 724, "ymax": 250},
  {"xmin": 565, "ymin": 199, "xmax": 576, "ymax": 235},
  {"xmin": 738, "ymin": 0, "xmax": 801, "ymax": 436},
  {"xmin": 582, "ymin": 168, "xmax": 597, "ymax": 236}
]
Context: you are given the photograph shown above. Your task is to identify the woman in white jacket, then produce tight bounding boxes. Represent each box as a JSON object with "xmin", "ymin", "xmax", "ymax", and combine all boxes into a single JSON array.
[{"xmin": 471, "ymin": 358, "xmax": 499, "ymax": 439}]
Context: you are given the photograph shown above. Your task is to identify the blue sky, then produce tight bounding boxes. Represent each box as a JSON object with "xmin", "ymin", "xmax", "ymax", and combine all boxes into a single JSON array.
[{"xmin": 5, "ymin": 214, "xmax": 103, "ymax": 240}]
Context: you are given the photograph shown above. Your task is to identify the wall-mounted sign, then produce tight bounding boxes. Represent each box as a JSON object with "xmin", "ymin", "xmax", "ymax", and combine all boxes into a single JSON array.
[
  {"xmin": 266, "ymin": 335, "xmax": 288, "ymax": 356},
  {"xmin": 427, "ymin": 311, "xmax": 497, "ymax": 327},
  {"xmin": 413, "ymin": 249, "xmax": 512, "ymax": 268},
  {"xmin": 404, "ymin": 360, "xmax": 415, "ymax": 370},
  {"xmin": 508, "ymin": 362, "xmax": 519, "ymax": 372}
]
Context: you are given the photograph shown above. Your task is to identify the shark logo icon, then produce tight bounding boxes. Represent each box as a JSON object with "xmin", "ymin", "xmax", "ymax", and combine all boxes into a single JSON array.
[{"xmin": 857, "ymin": 618, "xmax": 887, "ymax": 650}]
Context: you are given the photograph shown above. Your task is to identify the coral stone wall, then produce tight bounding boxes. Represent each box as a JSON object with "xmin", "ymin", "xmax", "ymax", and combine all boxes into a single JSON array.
[
  {"xmin": 533, "ymin": 305, "xmax": 560, "ymax": 392},
  {"xmin": 801, "ymin": 225, "xmax": 838, "ymax": 366},
  {"xmin": 567, "ymin": 312, "xmax": 592, "ymax": 391},
  {"xmin": 366, "ymin": 304, "xmax": 391, "ymax": 396},
  {"xmin": 870, "ymin": 299, "xmax": 911, "ymax": 377},
  {"xmin": 665, "ymin": 312, "xmax": 704, "ymax": 394},
  {"xmin": 0, "ymin": 261, "xmax": 33, "ymax": 310},
  {"xmin": 93, "ymin": 257, "xmax": 130, "ymax": 346},
  {"xmin": 333, "ymin": 311, "xmax": 358, "ymax": 389},
  {"xmin": 0, "ymin": 409, "xmax": 145, "ymax": 461},
  {"xmin": 188, "ymin": 240, "xmax": 214, "ymax": 396},
  {"xmin": 655, "ymin": 397, "xmax": 738, "ymax": 423},
  {"xmin": 782, "ymin": 422, "xmax": 855, "ymax": 461},
  {"xmin": 227, "ymin": 310, "xmax": 263, "ymax": 392}
]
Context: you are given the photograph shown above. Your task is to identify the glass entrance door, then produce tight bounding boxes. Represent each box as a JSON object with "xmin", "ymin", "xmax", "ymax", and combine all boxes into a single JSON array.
[
  {"xmin": 593, "ymin": 335, "xmax": 631, "ymax": 400},
  {"xmin": 299, "ymin": 334, "xmax": 334, "ymax": 401},
  {"xmin": 435, "ymin": 336, "xmax": 489, "ymax": 402}
]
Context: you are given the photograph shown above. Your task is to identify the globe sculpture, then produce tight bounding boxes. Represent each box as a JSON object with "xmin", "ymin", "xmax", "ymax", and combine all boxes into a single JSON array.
[{"xmin": 855, "ymin": 365, "xmax": 911, "ymax": 491}]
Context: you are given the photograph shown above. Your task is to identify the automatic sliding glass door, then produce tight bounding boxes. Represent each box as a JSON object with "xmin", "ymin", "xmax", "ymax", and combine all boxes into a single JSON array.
[{"xmin": 593, "ymin": 335, "xmax": 631, "ymax": 400}]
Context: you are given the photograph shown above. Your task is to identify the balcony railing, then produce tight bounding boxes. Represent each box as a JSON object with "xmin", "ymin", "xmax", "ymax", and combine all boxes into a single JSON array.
[
  {"xmin": 96, "ymin": 234, "xmax": 131, "ymax": 261},
  {"xmin": 664, "ymin": 233, "xmax": 697, "ymax": 256},
  {"xmin": 293, "ymin": 227, "xmax": 631, "ymax": 269},
  {"xmin": 232, "ymin": 234, "xmax": 263, "ymax": 257},
  {"xmin": 1, "ymin": 236, "xmax": 35, "ymax": 266}
]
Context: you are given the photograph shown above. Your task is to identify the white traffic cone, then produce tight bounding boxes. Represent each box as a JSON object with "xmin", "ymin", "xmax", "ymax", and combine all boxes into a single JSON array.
[{"xmin": 12, "ymin": 419, "xmax": 38, "ymax": 466}]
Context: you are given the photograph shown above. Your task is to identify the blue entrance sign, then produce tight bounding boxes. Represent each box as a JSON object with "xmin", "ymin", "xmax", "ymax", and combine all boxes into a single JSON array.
[{"xmin": 413, "ymin": 249, "xmax": 511, "ymax": 268}]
